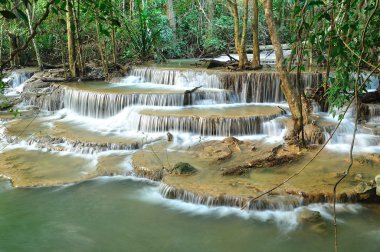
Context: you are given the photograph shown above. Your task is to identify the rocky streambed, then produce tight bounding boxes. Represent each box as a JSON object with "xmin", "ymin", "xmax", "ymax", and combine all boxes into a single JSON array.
[{"xmin": 1, "ymin": 66, "xmax": 380, "ymax": 213}]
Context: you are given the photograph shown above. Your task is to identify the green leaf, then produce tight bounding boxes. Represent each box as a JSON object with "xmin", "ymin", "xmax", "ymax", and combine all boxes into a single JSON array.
[{"xmin": 293, "ymin": 5, "xmax": 302, "ymax": 15}]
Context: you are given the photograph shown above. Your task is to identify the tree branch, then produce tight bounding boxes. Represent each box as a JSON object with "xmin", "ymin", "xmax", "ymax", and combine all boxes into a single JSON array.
[{"xmin": 0, "ymin": 0, "xmax": 55, "ymax": 71}]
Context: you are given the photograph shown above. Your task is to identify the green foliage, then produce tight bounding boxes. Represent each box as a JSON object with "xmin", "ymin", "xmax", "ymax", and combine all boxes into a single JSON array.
[{"xmin": 0, "ymin": 0, "xmax": 378, "ymax": 116}]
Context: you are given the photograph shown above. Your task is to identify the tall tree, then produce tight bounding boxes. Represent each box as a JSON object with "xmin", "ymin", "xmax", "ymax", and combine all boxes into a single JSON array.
[
  {"xmin": 262, "ymin": 0, "xmax": 304, "ymax": 137},
  {"xmin": 66, "ymin": 0, "xmax": 76, "ymax": 77},
  {"xmin": 26, "ymin": 2, "xmax": 43, "ymax": 70},
  {"xmin": 167, "ymin": 0, "xmax": 176, "ymax": 34},
  {"xmin": 251, "ymin": 0, "xmax": 260, "ymax": 69},
  {"xmin": 227, "ymin": 0, "xmax": 249, "ymax": 70},
  {"xmin": 72, "ymin": 0, "xmax": 85, "ymax": 76}
]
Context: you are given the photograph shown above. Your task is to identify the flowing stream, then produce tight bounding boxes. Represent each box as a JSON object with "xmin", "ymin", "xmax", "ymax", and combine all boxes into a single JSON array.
[{"xmin": 1, "ymin": 68, "xmax": 380, "ymax": 251}]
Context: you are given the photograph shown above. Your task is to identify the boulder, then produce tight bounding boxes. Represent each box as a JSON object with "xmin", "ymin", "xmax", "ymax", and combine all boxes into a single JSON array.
[
  {"xmin": 355, "ymin": 181, "xmax": 373, "ymax": 194},
  {"xmin": 171, "ymin": 162, "xmax": 197, "ymax": 175},
  {"xmin": 222, "ymin": 137, "xmax": 242, "ymax": 145},
  {"xmin": 298, "ymin": 208, "xmax": 322, "ymax": 223},
  {"xmin": 303, "ymin": 123, "xmax": 325, "ymax": 145}
]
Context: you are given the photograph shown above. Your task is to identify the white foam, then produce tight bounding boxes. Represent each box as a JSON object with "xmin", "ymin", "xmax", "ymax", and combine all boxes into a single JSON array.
[{"xmin": 135, "ymin": 184, "xmax": 363, "ymax": 232}]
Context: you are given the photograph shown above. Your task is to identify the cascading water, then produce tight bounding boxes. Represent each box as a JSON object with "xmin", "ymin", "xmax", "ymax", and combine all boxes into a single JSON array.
[
  {"xmin": 2, "ymin": 71, "xmax": 34, "ymax": 96},
  {"xmin": 63, "ymin": 88, "xmax": 238, "ymax": 118},
  {"xmin": 3, "ymin": 66, "xmax": 380, "ymax": 215},
  {"xmin": 367, "ymin": 104, "xmax": 380, "ymax": 123},
  {"xmin": 129, "ymin": 67, "xmax": 323, "ymax": 103},
  {"xmin": 137, "ymin": 113, "xmax": 281, "ymax": 136},
  {"xmin": 128, "ymin": 68, "xmax": 225, "ymax": 89}
]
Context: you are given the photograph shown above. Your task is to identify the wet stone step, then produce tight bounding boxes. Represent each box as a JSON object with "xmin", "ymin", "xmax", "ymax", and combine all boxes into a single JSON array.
[
  {"xmin": 137, "ymin": 104, "xmax": 286, "ymax": 136},
  {"xmin": 3, "ymin": 115, "xmax": 162, "ymax": 154},
  {"xmin": 25, "ymin": 82, "xmax": 239, "ymax": 117},
  {"xmin": 129, "ymin": 67, "xmax": 323, "ymax": 103}
]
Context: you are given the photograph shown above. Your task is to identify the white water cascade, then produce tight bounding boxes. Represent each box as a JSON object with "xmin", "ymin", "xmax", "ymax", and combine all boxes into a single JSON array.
[{"xmin": 2, "ymin": 71, "xmax": 34, "ymax": 96}]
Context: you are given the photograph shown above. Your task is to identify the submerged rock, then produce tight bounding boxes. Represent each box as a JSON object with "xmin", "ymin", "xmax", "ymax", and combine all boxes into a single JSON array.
[
  {"xmin": 297, "ymin": 208, "xmax": 322, "ymax": 223},
  {"xmin": 171, "ymin": 162, "xmax": 197, "ymax": 175}
]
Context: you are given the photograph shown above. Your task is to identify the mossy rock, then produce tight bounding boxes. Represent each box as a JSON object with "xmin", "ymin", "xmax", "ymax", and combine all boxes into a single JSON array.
[{"xmin": 171, "ymin": 162, "xmax": 197, "ymax": 175}]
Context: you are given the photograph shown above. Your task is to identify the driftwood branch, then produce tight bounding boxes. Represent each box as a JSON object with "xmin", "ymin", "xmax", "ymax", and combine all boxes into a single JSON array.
[
  {"xmin": 185, "ymin": 86, "xmax": 202, "ymax": 94},
  {"xmin": 183, "ymin": 86, "xmax": 202, "ymax": 106}
]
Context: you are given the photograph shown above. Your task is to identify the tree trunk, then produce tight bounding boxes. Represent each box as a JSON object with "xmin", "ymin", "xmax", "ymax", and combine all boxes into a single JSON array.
[
  {"xmin": 0, "ymin": 24, "xmax": 4, "ymax": 63},
  {"xmin": 167, "ymin": 0, "xmax": 176, "ymax": 34},
  {"xmin": 251, "ymin": 0, "xmax": 260, "ymax": 68},
  {"xmin": 111, "ymin": 28, "xmax": 117, "ymax": 64},
  {"xmin": 26, "ymin": 3, "xmax": 43, "ymax": 70},
  {"xmin": 73, "ymin": 0, "xmax": 85, "ymax": 77},
  {"xmin": 8, "ymin": 33, "xmax": 20, "ymax": 67},
  {"xmin": 263, "ymin": 0, "xmax": 303, "ymax": 137},
  {"xmin": 206, "ymin": 0, "xmax": 214, "ymax": 33},
  {"xmin": 122, "ymin": 0, "xmax": 127, "ymax": 16},
  {"xmin": 66, "ymin": 0, "xmax": 76, "ymax": 77},
  {"xmin": 239, "ymin": 0, "xmax": 249, "ymax": 69},
  {"xmin": 129, "ymin": 0, "xmax": 134, "ymax": 19},
  {"xmin": 95, "ymin": 19, "xmax": 108, "ymax": 79},
  {"xmin": 228, "ymin": 0, "xmax": 247, "ymax": 70}
]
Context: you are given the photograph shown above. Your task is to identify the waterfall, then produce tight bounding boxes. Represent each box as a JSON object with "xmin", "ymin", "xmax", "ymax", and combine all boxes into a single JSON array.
[
  {"xmin": 2, "ymin": 71, "xmax": 34, "ymax": 95},
  {"xmin": 24, "ymin": 85, "xmax": 238, "ymax": 117},
  {"xmin": 368, "ymin": 104, "xmax": 380, "ymax": 123},
  {"xmin": 129, "ymin": 68, "xmax": 225, "ymax": 89},
  {"xmin": 63, "ymin": 87, "xmax": 238, "ymax": 118},
  {"xmin": 263, "ymin": 117, "xmax": 287, "ymax": 137},
  {"xmin": 364, "ymin": 73, "xmax": 379, "ymax": 91},
  {"xmin": 159, "ymin": 183, "xmax": 304, "ymax": 210},
  {"xmin": 137, "ymin": 113, "xmax": 282, "ymax": 136},
  {"xmin": 129, "ymin": 67, "xmax": 323, "ymax": 103},
  {"xmin": 6, "ymin": 71, "xmax": 34, "ymax": 88}
]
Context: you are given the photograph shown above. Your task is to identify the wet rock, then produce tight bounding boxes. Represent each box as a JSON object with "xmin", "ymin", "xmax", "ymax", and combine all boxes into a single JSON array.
[
  {"xmin": 297, "ymin": 208, "xmax": 322, "ymax": 223},
  {"xmin": 355, "ymin": 181, "xmax": 373, "ymax": 194},
  {"xmin": 223, "ymin": 137, "xmax": 242, "ymax": 145},
  {"xmin": 376, "ymin": 175, "xmax": 380, "ymax": 196},
  {"xmin": 171, "ymin": 162, "xmax": 197, "ymax": 175},
  {"xmin": 354, "ymin": 173, "xmax": 363, "ymax": 181},
  {"xmin": 303, "ymin": 123, "xmax": 325, "ymax": 145},
  {"xmin": 167, "ymin": 132, "xmax": 173, "ymax": 142},
  {"xmin": 310, "ymin": 222, "xmax": 328, "ymax": 234}
]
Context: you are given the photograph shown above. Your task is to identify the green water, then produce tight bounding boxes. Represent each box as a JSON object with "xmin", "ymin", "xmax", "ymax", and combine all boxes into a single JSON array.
[{"xmin": 1, "ymin": 178, "xmax": 379, "ymax": 252}]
